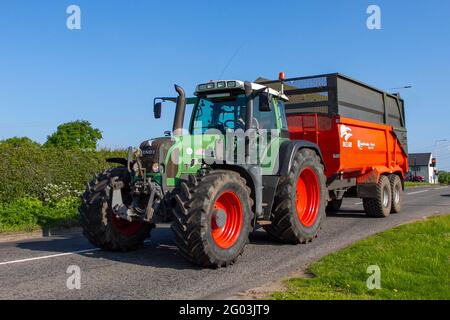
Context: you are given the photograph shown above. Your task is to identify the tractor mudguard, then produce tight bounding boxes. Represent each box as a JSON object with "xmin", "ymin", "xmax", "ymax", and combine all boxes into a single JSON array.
[{"xmin": 277, "ymin": 140, "xmax": 325, "ymax": 176}]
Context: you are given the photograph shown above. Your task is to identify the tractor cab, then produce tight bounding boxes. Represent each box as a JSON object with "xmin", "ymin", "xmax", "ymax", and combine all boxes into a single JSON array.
[
  {"xmin": 190, "ymin": 80, "xmax": 289, "ymax": 135},
  {"xmin": 154, "ymin": 80, "xmax": 288, "ymax": 136}
]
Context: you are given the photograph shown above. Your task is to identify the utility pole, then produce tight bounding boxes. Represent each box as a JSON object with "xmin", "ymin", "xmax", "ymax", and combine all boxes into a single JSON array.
[{"xmin": 433, "ymin": 139, "xmax": 447, "ymax": 184}]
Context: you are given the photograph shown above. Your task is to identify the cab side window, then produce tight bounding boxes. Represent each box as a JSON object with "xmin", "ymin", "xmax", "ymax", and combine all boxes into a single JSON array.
[
  {"xmin": 278, "ymin": 100, "xmax": 288, "ymax": 130},
  {"xmin": 252, "ymin": 96, "xmax": 277, "ymax": 130}
]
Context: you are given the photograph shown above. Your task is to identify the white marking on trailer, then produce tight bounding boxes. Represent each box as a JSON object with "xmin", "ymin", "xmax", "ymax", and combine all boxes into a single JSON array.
[
  {"xmin": 354, "ymin": 202, "xmax": 363, "ymax": 205},
  {"xmin": 407, "ymin": 190, "xmax": 429, "ymax": 195},
  {"xmin": 0, "ymin": 240, "xmax": 152, "ymax": 266}
]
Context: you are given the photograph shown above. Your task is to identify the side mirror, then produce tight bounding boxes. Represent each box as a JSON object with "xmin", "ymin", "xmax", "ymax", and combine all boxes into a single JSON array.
[
  {"xmin": 259, "ymin": 92, "xmax": 273, "ymax": 112},
  {"xmin": 154, "ymin": 102, "xmax": 162, "ymax": 119}
]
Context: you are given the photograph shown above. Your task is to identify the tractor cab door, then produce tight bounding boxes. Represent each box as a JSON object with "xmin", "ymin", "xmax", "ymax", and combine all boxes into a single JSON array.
[{"xmin": 251, "ymin": 96, "xmax": 286, "ymax": 175}]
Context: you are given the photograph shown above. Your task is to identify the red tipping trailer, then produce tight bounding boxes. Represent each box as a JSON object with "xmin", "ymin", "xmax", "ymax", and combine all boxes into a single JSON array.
[{"xmin": 260, "ymin": 73, "xmax": 409, "ymax": 217}]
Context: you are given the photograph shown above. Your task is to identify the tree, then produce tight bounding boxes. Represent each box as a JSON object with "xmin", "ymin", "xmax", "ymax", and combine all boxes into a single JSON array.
[
  {"xmin": 0, "ymin": 137, "xmax": 40, "ymax": 148},
  {"xmin": 45, "ymin": 120, "xmax": 102, "ymax": 149}
]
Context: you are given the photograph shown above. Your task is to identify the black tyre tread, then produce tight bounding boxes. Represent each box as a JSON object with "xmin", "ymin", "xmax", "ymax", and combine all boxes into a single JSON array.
[
  {"xmin": 389, "ymin": 174, "xmax": 403, "ymax": 213},
  {"xmin": 265, "ymin": 148, "xmax": 326, "ymax": 244},
  {"xmin": 326, "ymin": 199, "xmax": 343, "ymax": 213},
  {"xmin": 171, "ymin": 170, "xmax": 253, "ymax": 268},
  {"xmin": 362, "ymin": 175, "xmax": 391, "ymax": 218},
  {"xmin": 79, "ymin": 167, "xmax": 151, "ymax": 252}
]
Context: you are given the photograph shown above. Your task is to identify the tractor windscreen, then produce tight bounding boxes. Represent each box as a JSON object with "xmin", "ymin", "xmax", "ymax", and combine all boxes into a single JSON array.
[{"xmin": 190, "ymin": 95, "xmax": 247, "ymax": 135}]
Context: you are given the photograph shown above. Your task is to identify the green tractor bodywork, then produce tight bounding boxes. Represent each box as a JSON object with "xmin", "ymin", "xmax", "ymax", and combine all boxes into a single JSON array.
[{"xmin": 80, "ymin": 79, "xmax": 327, "ymax": 267}]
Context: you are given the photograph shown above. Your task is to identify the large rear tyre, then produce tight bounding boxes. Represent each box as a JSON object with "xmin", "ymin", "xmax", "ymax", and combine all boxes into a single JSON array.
[
  {"xmin": 172, "ymin": 171, "xmax": 253, "ymax": 268},
  {"xmin": 389, "ymin": 174, "xmax": 403, "ymax": 213},
  {"xmin": 79, "ymin": 167, "xmax": 152, "ymax": 251},
  {"xmin": 265, "ymin": 149, "xmax": 326, "ymax": 244},
  {"xmin": 363, "ymin": 175, "xmax": 392, "ymax": 218}
]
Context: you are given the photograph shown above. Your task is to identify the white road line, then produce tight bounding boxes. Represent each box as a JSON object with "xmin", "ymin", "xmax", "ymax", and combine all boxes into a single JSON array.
[
  {"xmin": 0, "ymin": 248, "xmax": 101, "ymax": 266},
  {"xmin": 436, "ymin": 186, "xmax": 448, "ymax": 190},
  {"xmin": 407, "ymin": 190, "xmax": 429, "ymax": 195},
  {"xmin": 0, "ymin": 240, "xmax": 152, "ymax": 267}
]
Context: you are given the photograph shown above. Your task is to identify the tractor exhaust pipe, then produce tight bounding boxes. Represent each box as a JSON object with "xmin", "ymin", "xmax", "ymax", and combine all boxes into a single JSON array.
[{"xmin": 172, "ymin": 84, "xmax": 186, "ymax": 135}]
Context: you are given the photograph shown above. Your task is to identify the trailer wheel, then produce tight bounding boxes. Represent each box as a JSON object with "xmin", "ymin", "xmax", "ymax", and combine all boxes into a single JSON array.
[
  {"xmin": 79, "ymin": 167, "xmax": 152, "ymax": 251},
  {"xmin": 265, "ymin": 149, "xmax": 326, "ymax": 244},
  {"xmin": 326, "ymin": 199, "xmax": 343, "ymax": 213},
  {"xmin": 363, "ymin": 175, "xmax": 392, "ymax": 218},
  {"xmin": 172, "ymin": 171, "xmax": 253, "ymax": 268},
  {"xmin": 389, "ymin": 174, "xmax": 403, "ymax": 213}
]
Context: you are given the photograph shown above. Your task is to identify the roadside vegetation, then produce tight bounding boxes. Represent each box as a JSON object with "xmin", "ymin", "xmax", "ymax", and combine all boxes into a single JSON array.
[
  {"xmin": 0, "ymin": 121, "xmax": 125, "ymax": 233},
  {"xmin": 438, "ymin": 171, "xmax": 450, "ymax": 185},
  {"xmin": 272, "ymin": 215, "xmax": 450, "ymax": 300},
  {"xmin": 404, "ymin": 181, "xmax": 434, "ymax": 188}
]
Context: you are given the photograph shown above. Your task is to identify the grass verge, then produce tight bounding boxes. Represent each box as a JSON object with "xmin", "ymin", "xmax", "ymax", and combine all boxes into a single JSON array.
[
  {"xmin": 404, "ymin": 182, "xmax": 434, "ymax": 188},
  {"xmin": 271, "ymin": 215, "xmax": 450, "ymax": 300}
]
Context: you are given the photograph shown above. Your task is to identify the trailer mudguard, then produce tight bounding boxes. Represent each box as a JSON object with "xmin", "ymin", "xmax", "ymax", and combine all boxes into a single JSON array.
[{"xmin": 277, "ymin": 140, "xmax": 325, "ymax": 176}]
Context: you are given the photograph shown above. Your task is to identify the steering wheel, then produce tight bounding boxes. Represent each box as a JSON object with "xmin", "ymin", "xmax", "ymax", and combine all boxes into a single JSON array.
[{"xmin": 223, "ymin": 119, "xmax": 237, "ymax": 130}]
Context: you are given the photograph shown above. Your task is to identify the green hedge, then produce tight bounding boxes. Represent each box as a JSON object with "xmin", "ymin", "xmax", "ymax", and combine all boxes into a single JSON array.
[
  {"xmin": 0, "ymin": 143, "xmax": 126, "ymax": 203},
  {"xmin": 438, "ymin": 171, "xmax": 450, "ymax": 185},
  {"xmin": 0, "ymin": 196, "xmax": 80, "ymax": 232}
]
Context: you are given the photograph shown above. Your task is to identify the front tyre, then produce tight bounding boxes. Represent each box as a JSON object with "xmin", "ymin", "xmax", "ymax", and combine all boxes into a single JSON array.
[
  {"xmin": 172, "ymin": 171, "xmax": 253, "ymax": 268},
  {"xmin": 79, "ymin": 167, "xmax": 152, "ymax": 251},
  {"xmin": 266, "ymin": 149, "xmax": 326, "ymax": 244}
]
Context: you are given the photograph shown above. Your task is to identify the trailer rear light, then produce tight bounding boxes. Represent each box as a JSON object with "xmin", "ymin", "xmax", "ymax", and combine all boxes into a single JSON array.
[{"xmin": 279, "ymin": 72, "xmax": 286, "ymax": 81}]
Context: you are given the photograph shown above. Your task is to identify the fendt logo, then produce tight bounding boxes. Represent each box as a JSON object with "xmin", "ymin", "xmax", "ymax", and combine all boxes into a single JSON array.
[{"xmin": 340, "ymin": 125, "xmax": 353, "ymax": 148}]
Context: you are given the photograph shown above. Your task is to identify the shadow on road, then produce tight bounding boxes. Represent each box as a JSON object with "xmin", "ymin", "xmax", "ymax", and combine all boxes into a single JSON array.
[
  {"xmin": 15, "ymin": 226, "xmax": 202, "ymax": 270},
  {"xmin": 441, "ymin": 194, "xmax": 450, "ymax": 197},
  {"xmin": 14, "ymin": 225, "xmax": 283, "ymax": 269},
  {"xmin": 14, "ymin": 208, "xmax": 379, "ymax": 269},
  {"xmin": 326, "ymin": 209, "xmax": 371, "ymax": 219}
]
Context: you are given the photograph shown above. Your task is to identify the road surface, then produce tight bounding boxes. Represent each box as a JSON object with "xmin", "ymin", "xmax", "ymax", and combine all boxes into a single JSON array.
[{"xmin": 0, "ymin": 185, "xmax": 449, "ymax": 299}]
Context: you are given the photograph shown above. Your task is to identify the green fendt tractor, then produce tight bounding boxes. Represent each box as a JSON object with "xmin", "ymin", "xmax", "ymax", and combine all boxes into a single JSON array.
[{"xmin": 80, "ymin": 77, "xmax": 327, "ymax": 268}]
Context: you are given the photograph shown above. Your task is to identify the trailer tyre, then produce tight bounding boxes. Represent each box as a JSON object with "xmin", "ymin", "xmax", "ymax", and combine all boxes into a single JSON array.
[
  {"xmin": 389, "ymin": 174, "xmax": 403, "ymax": 213},
  {"xmin": 363, "ymin": 175, "xmax": 392, "ymax": 218},
  {"xmin": 326, "ymin": 199, "xmax": 343, "ymax": 213},
  {"xmin": 265, "ymin": 149, "xmax": 326, "ymax": 244},
  {"xmin": 79, "ymin": 167, "xmax": 152, "ymax": 251},
  {"xmin": 172, "ymin": 171, "xmax": 253, "ymax": 268}
]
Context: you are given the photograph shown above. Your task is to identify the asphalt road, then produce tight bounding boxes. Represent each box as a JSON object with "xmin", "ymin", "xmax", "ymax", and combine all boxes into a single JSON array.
[{"xmin": 0, "ymin": 185, "xmax": 449, "ymax": 300}]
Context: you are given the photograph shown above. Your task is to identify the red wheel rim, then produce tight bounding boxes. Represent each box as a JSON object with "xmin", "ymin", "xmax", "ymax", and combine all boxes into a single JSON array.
[
  {"xmin": 296, "ymin": 167, "xmax": 320, "ymax": 227},
  {"xmin": 211, "ymin": 191, "xmax": 243, "ymax": 249},
  {"xmin": 111, "ymin": 214, "xmax": 143, "ymax": 237}
]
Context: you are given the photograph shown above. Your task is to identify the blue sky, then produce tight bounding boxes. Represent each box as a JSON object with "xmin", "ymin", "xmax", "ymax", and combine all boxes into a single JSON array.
[{"xmin": 1, "ymin": 0, "xmax": 449, "ymax": 169}]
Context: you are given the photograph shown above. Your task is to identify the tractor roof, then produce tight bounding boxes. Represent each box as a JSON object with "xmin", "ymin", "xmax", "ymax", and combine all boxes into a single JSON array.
[{"xmin": 195, "ymin": 80, "xmax": 289, "ymax": 101}]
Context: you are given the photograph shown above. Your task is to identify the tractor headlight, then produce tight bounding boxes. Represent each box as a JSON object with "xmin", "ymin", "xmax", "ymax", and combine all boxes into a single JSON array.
[{"xmin": 151, "ymin": 163, "xmax": 160, "ymax": 173}]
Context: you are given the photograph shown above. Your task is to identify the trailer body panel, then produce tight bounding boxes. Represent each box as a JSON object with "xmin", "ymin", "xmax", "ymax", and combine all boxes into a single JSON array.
[{"xmin": 286, "ymin": 114, "xmax": 408, "ymax": 182}]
